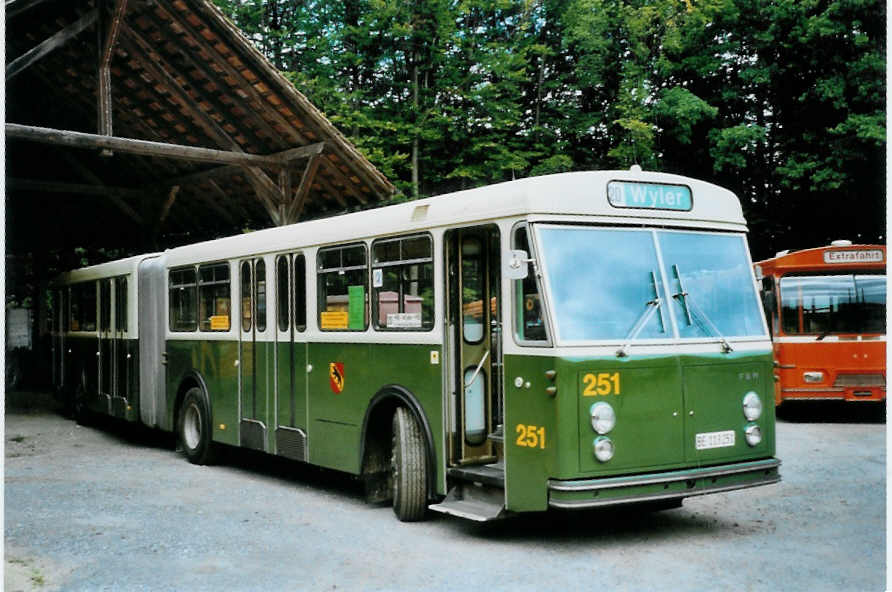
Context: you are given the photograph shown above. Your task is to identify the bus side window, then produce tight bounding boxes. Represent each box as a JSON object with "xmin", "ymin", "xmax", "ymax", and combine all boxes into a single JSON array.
[
  {"xmin": 198, "ymin": 263, "xmax": 230, "ymax": 332},
  {"xmin": 276, "ymin": 255, "xmax": 290, "ymax": 333},
  {"xmin": 77, "ymin": 282, "xmax": 97, "ymax": 332},
  {"xmin": 169, "ymin": 267, "xmax": 198, "ymax": 332},
  {"xmin": 371, "ymin": 234, "xmax": 433, "ymax": 331},
  {"xmin": 512, "ymin": 226, "xmax": 547, "ymax": 342},
  {"xmin": 294, "ymin": 254, "xmax": 307, "ymax": 332},
  {"xmin": 115, "ymin": 277, "xmax": 128, "ymax": 333},
  {"xmin": 318, "ymin": 244, "xmax": 368, "ymax": 331},
  {"xmin": 255, "ymin": 259, "xmax": 267, "ymax": 332},
  {"xmin": 241, "ymin": 261, "xmax": 252, "ymax": 332}
]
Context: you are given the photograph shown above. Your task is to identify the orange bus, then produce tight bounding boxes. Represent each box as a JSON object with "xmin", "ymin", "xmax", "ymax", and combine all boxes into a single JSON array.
[{"xmin": 754, "ymin": 241, "xmax": 886, "ymax": 405}]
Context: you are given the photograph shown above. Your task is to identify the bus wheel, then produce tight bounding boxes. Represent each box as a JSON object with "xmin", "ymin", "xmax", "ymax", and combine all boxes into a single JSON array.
[
  {"xmin": 178, "ymin": 387, "xmax": 215, "ymax": 465},
  {"xmin": 391, "ymin": 407, "xmax": 427, "ymax": 522}
]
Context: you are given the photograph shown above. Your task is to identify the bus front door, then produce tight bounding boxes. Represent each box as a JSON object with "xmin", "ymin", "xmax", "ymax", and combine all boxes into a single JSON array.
[
  {"xmin": 448, "ymin": 227, "xmax": 500, "ymax": 465},
  {"xmin": 239, "ymin": 258, "xmax": 269, "ymax": 452}
]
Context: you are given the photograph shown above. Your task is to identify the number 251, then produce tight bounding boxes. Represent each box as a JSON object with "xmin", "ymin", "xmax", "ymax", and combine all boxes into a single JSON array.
[
  {"xmin": 515, "ymin": 424, "xmax": 546, "ymax": 449},
  {"xmin": 583, "ymin": 372, "xmax": 621, "ymax": 396}
]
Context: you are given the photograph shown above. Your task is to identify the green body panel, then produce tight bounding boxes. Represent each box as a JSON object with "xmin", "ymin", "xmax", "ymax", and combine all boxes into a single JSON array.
[
  {"xmin": 504, "ymin": 351, "xmax": 775, "ymax": 512},
  {"xmin": 64, "ymin": 335, "xmax": 140, "ymax": 422},
  {"xmin": 275, "ymin": 341, "xmax": 308, "ymax": 431},
  {"xmin": 502, "ymin": 354, "xmax": 561, "ymax": 511},
  {"xmin": 306, "ymin": 342, "xmax": 444, "ymax": 491},
  {"xmin": 166, "ymin": 340, "xmax": 240, "ymax": 446},
  {"xmin": 240, "ymin": 341, "xmax": 271, "ymax": 424},
  {"xmin": 166, "ymin": 339, "xmax": 444, "ymax": 493}
]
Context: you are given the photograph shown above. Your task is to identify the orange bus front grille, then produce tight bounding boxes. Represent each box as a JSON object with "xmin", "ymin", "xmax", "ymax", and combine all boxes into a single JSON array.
[{"xmin": 833, "ymin": 374, "xmax": 886, "ymax": 387}]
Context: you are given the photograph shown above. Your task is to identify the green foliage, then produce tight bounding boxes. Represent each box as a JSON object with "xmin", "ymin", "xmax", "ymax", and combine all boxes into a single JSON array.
[{"xmin": 213, "ymin": 0, "xmax": 885, "ymax": 257}]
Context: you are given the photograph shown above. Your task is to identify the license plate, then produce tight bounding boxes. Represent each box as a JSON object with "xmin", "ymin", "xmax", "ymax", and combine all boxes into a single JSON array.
[{"xmin": 695, "ymin": 430, "xmax": 735, "ymax": 450}]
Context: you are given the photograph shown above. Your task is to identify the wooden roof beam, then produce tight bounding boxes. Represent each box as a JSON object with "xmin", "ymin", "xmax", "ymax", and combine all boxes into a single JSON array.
[
  {"xmin": 162, "ymin": 140, "xmax": 324, "ymax": 188},
  {"xmin": 5, "ymin": 0, "xmax": 54, "ymax": 20},
  {"xmin": 8, "ymin": 178, "xmax": 144, "ymax": 224},
  {"xmin": 283, "ymin": 152, "xmax": 322, "ymax": 224},
  {"xmin": 6, "ymin": 123, "xmax": 288, "ymax": 168},
  {"xmin": 120, "ymin": 23, "xmax": 284, "ymax": 225},
  {"xmin": 6, "ymin": 9, "xmax": 97, "ymax": 80}
]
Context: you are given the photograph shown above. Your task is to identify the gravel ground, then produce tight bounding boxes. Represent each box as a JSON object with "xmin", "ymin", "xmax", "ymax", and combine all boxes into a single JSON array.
[{"xmin": 4, "ymin": 390, "xmax": 886, "ymax": 591}]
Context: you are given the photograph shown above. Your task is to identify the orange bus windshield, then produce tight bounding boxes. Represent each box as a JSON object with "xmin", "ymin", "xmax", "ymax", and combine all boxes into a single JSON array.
[{"xmin": 779, "ymin": 273, "xmax": 886, "ymax": 335}]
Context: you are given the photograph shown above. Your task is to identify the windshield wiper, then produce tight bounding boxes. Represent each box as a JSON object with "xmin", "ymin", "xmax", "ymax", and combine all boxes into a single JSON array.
[
  {"xmin": 617, "ymin": 271, "xmax": 664, "ymax": 358},
  {"xmin": 672, "ymin": 264, "xmax": 733, "ymax": 353}
]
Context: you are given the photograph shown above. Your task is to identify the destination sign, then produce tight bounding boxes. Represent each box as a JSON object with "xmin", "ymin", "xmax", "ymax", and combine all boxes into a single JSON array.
[
  {"xmin": 823, "ymin": 250, "xmax": 884, "ymax": 264},
  {"xmin": 607, "ymin": 181, "xmax": 692, "ymax": 211}
]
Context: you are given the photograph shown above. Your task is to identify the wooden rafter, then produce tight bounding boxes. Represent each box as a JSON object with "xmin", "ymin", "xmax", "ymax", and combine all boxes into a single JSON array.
[
  {"xmin": 6, "ymin": 9, "xmax": 98, "ymax": 80},
  {"xmin": 5, "ymin": 0, "xmax": 54, "ymax": 20},
  {"xmin": 7, "ymin": 123, "xmax": 288, "ymax": 168},
  {"xmin": 58, "ymin": 151, "xmax": 145, "ymax": 224},
  {"xmin": 284, "ymin": 153, "xmax": 323, "ymax": 224},
  {"xmin": 120, "ymin": 22, "xmax": 284, "ymax": 224}
]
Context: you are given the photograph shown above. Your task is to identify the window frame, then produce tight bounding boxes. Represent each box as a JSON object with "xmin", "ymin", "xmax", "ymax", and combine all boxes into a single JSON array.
[
  {"xmin": 198, "ymin": 262, "xmax": 231, "ymax": 333},
  {"xmin": 317, "ymin": 242, "xmax": 369, "ymax": 332},
  {"xmin": 510, "ymin": 222, "xmax": 553, "ymax": 347},
  {"xmin": 294, "ymin": 253, "xmax": 307, "ymax": 332},
  {"xmin": 371, "ymin": 233, "xmax": 435, "ymax": 332},
  {"xmin": 168, "ymin": 266, "xmax": 199, "ymax": 333}
]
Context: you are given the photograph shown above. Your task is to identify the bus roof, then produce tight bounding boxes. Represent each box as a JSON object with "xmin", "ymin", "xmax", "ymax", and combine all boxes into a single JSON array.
[
  {"xmin": 161, "ymin": 170, "xmax": 746, "ymax": 267},
  {"xmin": 53, "ymin": 253, "xmax": 161, "ymax": 285},
  {"xmin": 754, "ymin": 243, "xmax": 886, "ymax": 275}
]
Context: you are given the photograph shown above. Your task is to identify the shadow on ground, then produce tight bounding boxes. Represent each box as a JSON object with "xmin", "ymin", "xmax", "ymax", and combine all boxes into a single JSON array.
[{"xmin": 776, "ymin": 400, "xmax": 886, "ymax": 423}]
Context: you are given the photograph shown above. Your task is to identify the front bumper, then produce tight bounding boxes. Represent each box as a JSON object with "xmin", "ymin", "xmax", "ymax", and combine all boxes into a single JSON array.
[{"xmin": 547, "ymin": 458, "xmax": 781, "ymax": 509}]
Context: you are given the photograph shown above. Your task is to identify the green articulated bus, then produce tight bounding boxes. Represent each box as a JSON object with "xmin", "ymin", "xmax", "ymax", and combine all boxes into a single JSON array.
[{"xmin": 50, "ymin": 169, "xmax": 780, "ymax": 522}]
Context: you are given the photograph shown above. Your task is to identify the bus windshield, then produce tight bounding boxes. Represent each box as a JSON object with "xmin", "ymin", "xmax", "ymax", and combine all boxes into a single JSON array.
[
  {"xmin": 537, "ymin": 226, "xmax": 766, "ymax": 343},
  {"xmin": 779, "ymin": 274, "xmax": 886, "ymax": 335}
]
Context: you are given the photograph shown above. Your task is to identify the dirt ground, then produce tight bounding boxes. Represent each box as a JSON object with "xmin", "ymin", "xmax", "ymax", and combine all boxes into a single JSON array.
[{"xmin": 4, "ymin": 389, "xmax": 886, "ymax": 591}]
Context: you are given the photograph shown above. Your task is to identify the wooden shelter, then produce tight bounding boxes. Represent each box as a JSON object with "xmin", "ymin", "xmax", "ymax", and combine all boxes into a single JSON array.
[{"xmin": 5, "ymin": 0, "xmax": 397, "ymax": 253}]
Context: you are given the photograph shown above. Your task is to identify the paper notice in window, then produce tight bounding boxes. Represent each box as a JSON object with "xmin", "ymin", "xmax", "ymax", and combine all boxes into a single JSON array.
[
  {"xmin": 386, "ymin": 312, "xmax": 422, "ymax": 328},
  {"xmin": 348, "ymin": 285, "xmax": 365, "ymax": 329},
  {"xmin": 321, "ymin": 311, "xmax": 349, "ymax": 330},
  {"xmin": 209, "ymin": 315, "xmax": 229, "ymax": 330}
]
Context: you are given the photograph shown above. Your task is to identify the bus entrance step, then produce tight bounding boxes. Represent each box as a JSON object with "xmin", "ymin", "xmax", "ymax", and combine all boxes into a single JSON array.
[
  {"xmin": 429, "ymin": 482, "xmax": 505, "ymax": 522},
  {"xmin": 446, "ymin": 463, "xmax": 505, "ymax": 488}
]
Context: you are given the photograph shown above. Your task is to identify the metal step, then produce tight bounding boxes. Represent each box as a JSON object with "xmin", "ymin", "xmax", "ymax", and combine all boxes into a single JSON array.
[
  {"xmin": 447, "ymin": 462, "xmax": 505, "ymax": 488},
  {"xmin": 429, "ymin": 482, "xmax": 505, "ymax": 522}
]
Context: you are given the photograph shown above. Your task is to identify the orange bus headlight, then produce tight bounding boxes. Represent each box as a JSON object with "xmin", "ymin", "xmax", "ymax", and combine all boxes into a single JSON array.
[{"xmin": 803, "ymin": 371, "xmax": 824, "ymax": 383}]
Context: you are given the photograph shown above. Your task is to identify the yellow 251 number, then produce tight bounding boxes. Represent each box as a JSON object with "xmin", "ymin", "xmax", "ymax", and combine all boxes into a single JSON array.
[
  {"xmin": 515, "ymin": 424, "xmax": 546, "ymax": 449},
  {"xmin": 582, "ymin": 372, "xmax": 621, "ymax": 396}
]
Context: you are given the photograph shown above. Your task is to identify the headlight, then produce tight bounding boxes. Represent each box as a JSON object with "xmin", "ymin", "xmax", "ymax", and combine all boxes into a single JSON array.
[
  {"xmin": 803, "ymin": 371, "xmax": 824, "ymax": 383},
  {"xmin": 593, "ymin": 437, "xmax": 615, "ymax": 462},
  {"xmin": 744, "ymin": 423, "xmax": 762, "ymax": 446},
  {"xmin": 742, "ymin": 391, "xmax": 762, "ymax": 421},
  {"xmin": 590, "ymin": 402, "xmax": 616, "ymax": 434}
]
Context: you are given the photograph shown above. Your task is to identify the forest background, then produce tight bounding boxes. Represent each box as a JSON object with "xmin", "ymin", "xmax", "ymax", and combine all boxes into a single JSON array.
[{"xmin": 212, "ymin": 0, "xmax": 885, "ymax": 259}]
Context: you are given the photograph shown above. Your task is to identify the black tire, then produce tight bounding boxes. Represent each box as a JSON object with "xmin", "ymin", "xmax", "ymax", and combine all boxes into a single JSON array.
[
  {"xmin": 391, "ymin": 406, "xmax": 428, "ymax": 522},
  {"xmin": 178, "ymin": 387, "xmax": 215, "ymax": 465}
]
